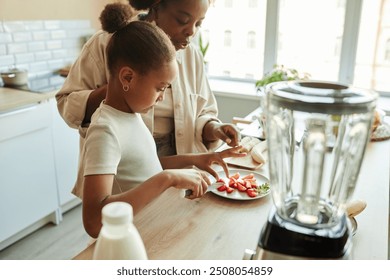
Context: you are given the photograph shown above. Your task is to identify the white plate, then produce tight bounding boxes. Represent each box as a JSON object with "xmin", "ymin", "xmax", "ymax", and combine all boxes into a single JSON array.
[{"xmin": 210, "ymin": 168, "xmax": 270, "ymax": 201}]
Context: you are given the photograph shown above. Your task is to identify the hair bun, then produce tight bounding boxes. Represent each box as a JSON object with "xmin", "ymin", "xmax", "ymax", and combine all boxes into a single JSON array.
[{"xmin": 100, "ymin": 3, "xmax": 134, "ymax": 33}]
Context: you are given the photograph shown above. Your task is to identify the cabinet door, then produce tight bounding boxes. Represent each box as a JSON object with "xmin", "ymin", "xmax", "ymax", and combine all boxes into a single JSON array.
[
  {"xmin": 50, "ymin": 99, "xmax": 80, "ymax": 209},
  {"xmin": 0, "ymin": 102, "xmax": 59, "ymax": 246}
]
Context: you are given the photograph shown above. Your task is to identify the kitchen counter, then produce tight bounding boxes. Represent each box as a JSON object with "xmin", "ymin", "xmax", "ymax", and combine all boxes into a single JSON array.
[
  {"xmin": 73, "ymin": 135, "xmax": 390, "ymax": 260},
  {"xmin": 0, "ymin": 87, "xmax": 56, "ymax": 113}
]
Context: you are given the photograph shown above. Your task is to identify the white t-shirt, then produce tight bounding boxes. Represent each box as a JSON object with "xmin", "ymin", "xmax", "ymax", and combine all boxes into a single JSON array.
[{"xmin": 83, "ymin": 103, "xmax": 163, "ymax": 195}]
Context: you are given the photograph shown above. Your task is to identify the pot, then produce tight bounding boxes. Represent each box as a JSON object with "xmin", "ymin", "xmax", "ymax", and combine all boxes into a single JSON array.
[{"xmin": 1, "ymin": 68, "xmax": 28, "ymax": 86}]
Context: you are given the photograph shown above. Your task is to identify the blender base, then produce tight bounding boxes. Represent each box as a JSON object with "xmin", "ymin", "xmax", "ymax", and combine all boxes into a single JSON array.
[
  {"xmin": 250, "ymin": 246, "xmax": 352, "ymax": 260},
  {"xmin": 256, "ymin": 208, "xmax": 352, "ymax": 259}
]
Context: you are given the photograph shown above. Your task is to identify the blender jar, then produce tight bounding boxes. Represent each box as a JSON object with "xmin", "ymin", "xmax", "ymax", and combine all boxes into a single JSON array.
[{"xmin": 261, "ymin": 81, "xmax": 377, "ymax": 258}]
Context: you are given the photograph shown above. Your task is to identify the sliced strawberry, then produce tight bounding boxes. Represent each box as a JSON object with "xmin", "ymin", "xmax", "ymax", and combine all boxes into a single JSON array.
[
  {"xmin": 216, "ymin": 178, "xmax": 225, "ymax": 184},
  {"xmin": 245, "ymin": 180, "xmax": 252, "ymax": 189},
  {"xmin": 226, "ymin": 186, "xmax": 234, "ymax": 193},
  {"xmin": 217, "ymin": 185, "xmax": 227, "ymax": 192},
  {"xmin": 246, "ymin": 189, "xmax": 258, "ymax": 198},
  {"xmin": 236, "ymin": 182, "xmax": 247, "ymax": 192},
  {"xmin": 229, "ymin": 177, "xmax": 237, "ymax": 186},
  {"xmin": 230, "ymin": 172, "xmax": 240, "ymax": 180},
  {"xmin": 242, "ymin": 173, "xmax": 254, "ymax": 180}
]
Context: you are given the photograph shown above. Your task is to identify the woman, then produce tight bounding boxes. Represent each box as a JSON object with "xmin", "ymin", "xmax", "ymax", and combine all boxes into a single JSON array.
[
  {"xmin": 56, "ymin": 0, "xmax": 241, "ymax": 197},
  {"xmin": 56, "ymin": 0, "xmax": 240, "ymax": 156}
]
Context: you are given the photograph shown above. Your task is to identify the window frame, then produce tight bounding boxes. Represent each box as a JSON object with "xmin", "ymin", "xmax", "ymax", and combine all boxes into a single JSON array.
[
  {"xmin": 263, "ymin": 0, "xmax": 362, "ymax": 84},
  {"xmin": 208, "ymin": 0, "xmax": 390, "ymax": 98}
]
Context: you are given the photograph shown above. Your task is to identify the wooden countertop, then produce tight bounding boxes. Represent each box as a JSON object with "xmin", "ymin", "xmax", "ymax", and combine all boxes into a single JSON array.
[
  {"xmin": 0, "ymin": 87, "xmax": 56, "ymax": 113},
  {"xmin": 73, "ymin": 139, "xmax": 390, "ymax": 260}
]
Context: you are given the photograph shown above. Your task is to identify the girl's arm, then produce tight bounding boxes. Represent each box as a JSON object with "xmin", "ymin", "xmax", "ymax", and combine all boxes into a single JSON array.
[
  {"xmin": 159, "ymin": 146, "xmax": 246, "ymax": 179},
  {"xmin": 82, "ymin": 169, "xmax": 211, "ymax": 238}
]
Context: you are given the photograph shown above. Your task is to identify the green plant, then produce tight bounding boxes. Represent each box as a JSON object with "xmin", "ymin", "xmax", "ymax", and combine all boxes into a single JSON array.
[
  {"xmin": 255, "ymin": 64, "xmax": 310, "ymax": 90},
  {"xmin": 199, "ymin": 33, "xmax": 209, "ymax": 60}
]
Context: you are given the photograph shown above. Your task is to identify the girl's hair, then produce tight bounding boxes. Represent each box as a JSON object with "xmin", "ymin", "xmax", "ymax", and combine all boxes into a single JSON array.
[{"xmin": 100, "ymin": 3, "xmax": 176, "ymax": 76}]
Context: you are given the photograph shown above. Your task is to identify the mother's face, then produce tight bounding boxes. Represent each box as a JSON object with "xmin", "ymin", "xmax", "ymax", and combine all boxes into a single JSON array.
[{"xmin": 154, "ymin": 0, "xmax": 210, "ymax": 50}]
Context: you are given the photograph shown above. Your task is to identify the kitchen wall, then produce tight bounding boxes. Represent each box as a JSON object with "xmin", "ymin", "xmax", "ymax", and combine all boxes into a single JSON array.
[
  {"xmin": 0, "ymin": 19, "xmax": 94, "ymax": 90},
  {"xmin": 0, "ymin": 0, "xmax": 124, "ymax": 90},
  {"xmin": 0, "ymin": 0, "xmax": 120, "ymax": 30}
]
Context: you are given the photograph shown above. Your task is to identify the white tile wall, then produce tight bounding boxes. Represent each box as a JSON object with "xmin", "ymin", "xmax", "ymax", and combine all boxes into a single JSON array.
[{"xmin": 0, "ymin": 20, "xmax": 95, "ymax": 89}]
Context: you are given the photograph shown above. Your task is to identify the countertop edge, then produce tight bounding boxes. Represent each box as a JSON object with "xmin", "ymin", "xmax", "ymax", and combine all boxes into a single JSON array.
[{"xmin": 0, "ymin": 87, "xmax": 57, "ymax": 113}]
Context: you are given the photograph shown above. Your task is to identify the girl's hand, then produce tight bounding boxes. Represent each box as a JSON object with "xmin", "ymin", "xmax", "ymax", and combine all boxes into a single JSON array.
[
  {"xmin": 166, "ymin": 169, "xmax": 211, "ymax": 199},
  {"xmin": 191, "ymin": 146, "xmax": 246, "ymax": 179}
]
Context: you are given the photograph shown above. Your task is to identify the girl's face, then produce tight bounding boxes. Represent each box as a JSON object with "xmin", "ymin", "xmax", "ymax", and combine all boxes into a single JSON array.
[
  {"xmin": 154, "ymin": 0, "xmax": 209, "ymax": 50},
  {"xmin": 125, "ymin": 61, "xmax": 178, "ymax": 113}
]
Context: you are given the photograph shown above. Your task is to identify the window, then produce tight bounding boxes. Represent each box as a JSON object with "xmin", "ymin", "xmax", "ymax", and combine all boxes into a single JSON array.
[
  {"xmin": 386, "ymin": 39, "xmax": 390, "ymax": 61},
  {"xmin": 248, "ymin": 0, "xmax": 258, "ymax": 8},
  {"xmin": 247, "ymin": 31, "xmax": 256, "ymax": 49},
  {"xmin": 225, "ymin": 0, "xmax": 233, "ymax": 8},
  {"xmin": 278, "ymin": 0, "xmax": 346, "ymax": 82},
  {"xmin": 354, "ymin": 0, "xmax": 390, "ymax": 92},
  {"xmin": 224, "ymin": 30, "xmax": 232, "ymax": 47},
  {"xmin": 202, "ymin": 0, "xmax": 267, "ymax": 79},
  {"xmin": 201, "ymin": 0, "xmax": 390, "ymax": 94}
]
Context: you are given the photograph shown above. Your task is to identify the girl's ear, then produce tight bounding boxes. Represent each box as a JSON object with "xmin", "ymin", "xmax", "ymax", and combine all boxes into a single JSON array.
[{"xmin": 119, "ymin": 66, "xmax": 134, "ymax": 87}]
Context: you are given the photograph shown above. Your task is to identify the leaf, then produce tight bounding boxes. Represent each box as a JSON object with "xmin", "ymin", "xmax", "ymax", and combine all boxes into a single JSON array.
[{"xmin": 255, "ymin": 64, "xmax": 311, "ymax": 90}]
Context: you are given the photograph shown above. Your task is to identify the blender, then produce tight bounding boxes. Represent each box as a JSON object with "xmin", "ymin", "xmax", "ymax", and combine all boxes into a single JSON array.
[{"xmin": 249, "ymin": 81, "xmax": 377, "ymax": 259}]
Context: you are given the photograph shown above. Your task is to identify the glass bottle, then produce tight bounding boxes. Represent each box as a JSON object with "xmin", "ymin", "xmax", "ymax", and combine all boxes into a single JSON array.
[{"xmin": 93, "ymin": 202, "xmax": 148, "ymax": 260}]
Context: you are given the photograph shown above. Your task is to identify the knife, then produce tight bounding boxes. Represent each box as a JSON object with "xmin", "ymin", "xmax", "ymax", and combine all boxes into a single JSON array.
[{"xmin": 184, "ymin": 182, "xmax": 225, "ymax": 198}]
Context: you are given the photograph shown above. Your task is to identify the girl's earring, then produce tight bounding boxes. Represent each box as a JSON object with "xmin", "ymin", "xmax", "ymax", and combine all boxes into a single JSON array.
[{"xmin": 123, "ymin": 84, "xmax": 129, "ymax": 92}]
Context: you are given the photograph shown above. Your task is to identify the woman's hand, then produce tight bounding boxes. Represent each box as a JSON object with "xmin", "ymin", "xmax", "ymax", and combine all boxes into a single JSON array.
[
  {"xmin": 83, "ymin": 84, "xmax": 108, "ymax": 125},
  {"xmin": 203, "ymin": 121, "xmax": 241, "ymax": 147}
]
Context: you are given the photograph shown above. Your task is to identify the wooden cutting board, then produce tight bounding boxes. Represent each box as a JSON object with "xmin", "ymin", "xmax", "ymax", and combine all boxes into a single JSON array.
[{"xmin": 217, "ymin": 143, "xmax": 266, "ymax": 170}]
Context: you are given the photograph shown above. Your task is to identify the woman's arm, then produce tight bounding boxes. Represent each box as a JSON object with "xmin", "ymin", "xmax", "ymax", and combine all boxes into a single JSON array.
[
  {"xmin": 82, "ymin": 85, "xmax": 107, "ymax": 125},
  {"xmin": 55, "ymin": 31, "xmax": 111, "ymax": 129}
]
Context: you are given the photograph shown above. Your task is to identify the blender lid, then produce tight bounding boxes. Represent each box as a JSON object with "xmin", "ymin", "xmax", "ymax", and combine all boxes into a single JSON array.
[{"xmin": 267, "ymin": 80, "xmax": 378, "ymax": 114}]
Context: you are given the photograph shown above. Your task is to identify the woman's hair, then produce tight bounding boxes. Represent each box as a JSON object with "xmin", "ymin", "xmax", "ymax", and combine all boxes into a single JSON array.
[
  {"xmin": 100, "ymin": 3, "xmax": 176, "ymax": 76},
  {"xmin": 128, "ymin": 0, "xmax": 213, "ymax": 10},
  {"xmin": 128, "ymin": 0, "xmax": 161, "ymax": 10}
]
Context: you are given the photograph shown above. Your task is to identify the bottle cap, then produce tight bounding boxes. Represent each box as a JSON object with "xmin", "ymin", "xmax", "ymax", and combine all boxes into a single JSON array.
[{"xmin": 102, "ymin": 202, "xmax": 133, "ymax": 225}]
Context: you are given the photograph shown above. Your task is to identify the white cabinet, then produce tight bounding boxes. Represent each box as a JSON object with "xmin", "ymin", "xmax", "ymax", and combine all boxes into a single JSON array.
[
  {"xmin": 0, "ymin": 98, "xmax": 81, "ymax": 251},
  {"xmin": 0, "ymin": 101, "xmax": 60, "ymax": 250},
  {"xmin": 50, "ymin": 99, "xmax": 80, "ymax": 212}
]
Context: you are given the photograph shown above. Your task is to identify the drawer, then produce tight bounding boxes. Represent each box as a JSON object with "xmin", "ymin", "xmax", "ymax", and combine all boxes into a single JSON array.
[{"xmin": 0, "ymin": 101, "xmax": 51, "ymax": 142}]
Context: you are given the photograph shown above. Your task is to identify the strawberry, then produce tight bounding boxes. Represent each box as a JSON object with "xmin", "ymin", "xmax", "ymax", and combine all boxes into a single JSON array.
[
  {"xmin": 246, "ymin": 189, "xmax": 258, "ymax": 198},
  {"xmin": 242, "ymin": 173, "xmax": 254, "ymax": 180},
  {"xmin": 226, "ymin": 186, "xmax": 234, "ymax": 193},
  {"xmin": 230, "ymin": 172, "xmax": 240, "ymax": 180},
  {"xmin": 217, "ymin": 185, "xmax": 227, "ymax": 192},
  {"xmin": 229, "ymin": 177, "xmax": 238, "ymax": 188},
  {"xmin": 236, "ymin": 182, "xmax": 247, "ymax": 192}
]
